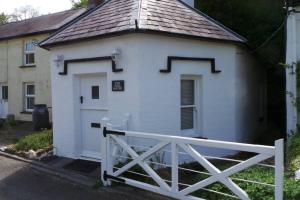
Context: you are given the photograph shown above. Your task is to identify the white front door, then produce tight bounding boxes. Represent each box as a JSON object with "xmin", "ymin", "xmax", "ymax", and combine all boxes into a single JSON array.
[
  {"xmin": 80, "ymin": 74, "xmax": 108, "ymax": 160},
  {"xmin": 0, "ymin": 85, "xmax": 8, "ymax": 119}
]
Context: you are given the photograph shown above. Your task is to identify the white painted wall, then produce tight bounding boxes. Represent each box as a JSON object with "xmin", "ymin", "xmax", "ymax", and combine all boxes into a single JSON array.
[
  {"xmin": 50, "ymin": 35, "xmax": 141, "ymax": 158},
  {"xmin": 235, "ymin": 48, "xmax": 266, "ymax": 143},
  {"xmin": 49, "ymin": 33, "xmax": 263, "ymax": 159}
]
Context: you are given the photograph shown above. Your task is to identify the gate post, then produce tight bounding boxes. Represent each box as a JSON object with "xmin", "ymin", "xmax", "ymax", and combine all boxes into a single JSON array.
[
  {"xmin": 275, "ymin": 139, "xmax": 284, "ymax": 200},
  {"xmin": 101, "ymin": 117, "xmax": 110, "ymax": 186}
]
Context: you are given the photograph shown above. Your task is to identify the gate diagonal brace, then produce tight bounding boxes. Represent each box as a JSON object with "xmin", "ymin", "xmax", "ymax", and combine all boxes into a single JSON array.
[
  {"xmin": 103, "ymin": 171, "xmax": 126, "ymax": 183},
  {"xmin": 103, "ymin": 127, "xmax": 126, "ymax": 137}
]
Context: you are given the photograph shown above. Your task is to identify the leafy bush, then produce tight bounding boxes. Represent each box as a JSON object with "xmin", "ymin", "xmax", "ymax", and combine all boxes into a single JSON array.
[
  {"xmin": 14, "ymin": 130, "xmax": 53, "ymax": 151},
  {"xmin": 288, "ymin": 132, "xmax": 300, "ymax": 172}
]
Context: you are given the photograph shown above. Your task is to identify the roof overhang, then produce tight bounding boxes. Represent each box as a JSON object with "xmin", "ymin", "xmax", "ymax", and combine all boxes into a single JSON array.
[
  {"xmin": 40, "ymin": 28, "xmax": 247, "ymax": 50},
  {"xmin": 0, "ymin": 30, "xmax": 55, "ymax": 42}
]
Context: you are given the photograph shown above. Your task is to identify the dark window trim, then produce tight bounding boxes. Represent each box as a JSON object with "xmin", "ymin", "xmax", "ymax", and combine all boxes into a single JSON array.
[
  {"xmin": 59, "ymin": 56, "xmax": 123, "ymax": 75},
  {"xmin": 160, "ymin": 56, "xmax": 221, "ymax": 74},
  {"xmin": 20, "ymin": 111, "xmax": 33, "ymax": 114},
  {"xmin": 19, "ymin": 65, "xmax": 36, "ymax": 68}
]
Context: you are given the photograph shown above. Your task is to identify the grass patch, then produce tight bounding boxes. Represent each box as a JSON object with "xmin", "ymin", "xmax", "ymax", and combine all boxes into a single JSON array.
[
  {"xmin": 14, "ymin": 129, "xmax": 53, "ymax": 152},
  {"xmin": 288, "ymin": 131, "xmax": 300, "ymax": 172},
  {"xmin": 113, "ymin": 160, "xmax": 300, "ymax": 199},
  {"xmin": 188, "ymin": 165, "xmax": 300, "ymax": 200}
]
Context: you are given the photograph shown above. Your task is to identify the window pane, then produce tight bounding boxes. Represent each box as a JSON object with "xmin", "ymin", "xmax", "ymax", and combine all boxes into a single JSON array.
[
  {"xmin": 25, "ymin": 42, "xmax": 34, "ymax": 51},
  {"xmin": 181, "ymin": 107, "xmax": 194, "ymax": 130},
  {"xmin": 181, "ymin": 80, "xmax": 194, "ymax": 106},
  {"xmin": 26, "ymin": 97, "xmax": 35, "ymax": 110},
  {"xmin": 2, "ymin": 86, "xmax": 8, "ymax": 100},
  {"xmin": 26, "ymin": 53, "xmax": 35, "ymax": 64},
  {"xmin": 26, "ymin": 85, "xmax": 35, "ymax": 95},
  {"xmin": 91, "ymin": 86, "xmax": 100, "ymax": 99}
]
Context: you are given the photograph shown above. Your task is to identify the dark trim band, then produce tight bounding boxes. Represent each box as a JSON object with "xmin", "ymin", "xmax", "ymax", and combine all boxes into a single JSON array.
[
  {"xmin": 19, "ymin": 65, "xmax": 36, "ymax": 68},
  {"xmin": 160, "ymin": 56, "xmax": 221, "ymax": 74},
  {"xmin": 59, "ymin": 56, "xmax": 123, "ymax": 75}
]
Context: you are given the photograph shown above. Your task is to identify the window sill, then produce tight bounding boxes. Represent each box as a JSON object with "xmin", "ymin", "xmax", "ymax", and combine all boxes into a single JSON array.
[
  {"xmin": 20, "ymin": 111, "xmax": 33, "ymax": 114},
  {"xmin": 19, "ymin": 65, "xmax": 36, "ymax": 68}
]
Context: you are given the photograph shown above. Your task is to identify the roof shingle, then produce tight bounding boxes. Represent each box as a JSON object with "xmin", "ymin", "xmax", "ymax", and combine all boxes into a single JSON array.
[
  {"xmin": 0, "ymin": 9, "xmax": 86, "ymax": 41},
  {"xmin": 41, "ymin": 0, "xmax": 246, "ymax": 47}
]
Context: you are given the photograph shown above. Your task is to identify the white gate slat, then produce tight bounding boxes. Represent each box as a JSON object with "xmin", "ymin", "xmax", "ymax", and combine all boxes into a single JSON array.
[
  {"xmin": 102, "ymin": 126, "xmax": 283, "ymax": 200},
  {"xmin": 179, "ymin": 144, "xmax": 250, "ymax": 200},
  {"xmin": 275, "ymin": 139, "xmax": 284, "ymax": 200},
  {"xmin": 112, "ymin": 140, "xmax": 169, "ymax": 177},
  {"xmin": 110, "ymin": 135, "xmax": 171, "ymax": 191},
  {"xmin": 171, "ymin": 142, "xmax": 179, "ymax": 193},
  {"xmin": 124, "ymin": 178, "xmax": 204, "ymax": 200},
  {"xmin": 179, "ymin": 153, "xmax": 274, "ymax": 197},
  {"xmin": 122, "ymin": 130, "xmax": 275, "ymax": 155}
]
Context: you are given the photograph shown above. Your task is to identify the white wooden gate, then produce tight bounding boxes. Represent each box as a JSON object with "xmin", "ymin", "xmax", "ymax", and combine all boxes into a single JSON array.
[{"xmin": 100, "ymin": 123, "xmax": 284, "ymax": 200}]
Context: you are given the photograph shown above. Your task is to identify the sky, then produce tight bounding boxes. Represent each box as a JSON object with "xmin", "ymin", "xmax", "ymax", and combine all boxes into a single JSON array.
[{"xmin": 0, "ymin": 0, "xmax": 73, "ymax": 15}]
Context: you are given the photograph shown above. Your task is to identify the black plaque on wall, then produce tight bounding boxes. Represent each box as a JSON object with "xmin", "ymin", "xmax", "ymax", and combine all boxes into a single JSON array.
[{"xmin": 112, "ymin": 80, "xmax": 125, "ymax": 92}]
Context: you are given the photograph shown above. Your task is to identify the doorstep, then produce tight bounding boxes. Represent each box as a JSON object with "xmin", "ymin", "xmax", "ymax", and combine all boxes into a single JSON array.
[{"xmin": 0, "ymin": 151, "xmax": 100, "ymax": 187}]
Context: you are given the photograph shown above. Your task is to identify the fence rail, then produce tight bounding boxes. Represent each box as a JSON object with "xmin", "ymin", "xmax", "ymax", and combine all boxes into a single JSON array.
[{"xmin": 100, "ymin": 122, "xmax": 284, "ymax": 200}]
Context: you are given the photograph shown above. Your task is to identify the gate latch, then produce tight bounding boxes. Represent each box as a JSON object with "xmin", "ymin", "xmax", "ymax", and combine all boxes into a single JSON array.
[{"xmin": 103, "ymin": 127, "xmax": 126, "ymax": 137}]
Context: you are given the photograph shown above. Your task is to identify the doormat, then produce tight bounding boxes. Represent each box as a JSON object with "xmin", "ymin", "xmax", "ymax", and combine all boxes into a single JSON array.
[{"xmin": 63, "ymin": 159, "xmax": 100, "ymax": 173}]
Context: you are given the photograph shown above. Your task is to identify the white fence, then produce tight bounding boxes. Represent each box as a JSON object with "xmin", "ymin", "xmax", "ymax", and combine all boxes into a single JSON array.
[{"xmin": 100, "ymin": 123, "xmax": 284, "ymax": 200}]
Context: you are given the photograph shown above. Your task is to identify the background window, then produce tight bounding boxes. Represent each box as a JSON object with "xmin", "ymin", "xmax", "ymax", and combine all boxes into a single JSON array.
[
  {"xmin": 181, "ymin": 80, "xmax": 195, "ymax": 130},
  {"xmin": 24, "ymin": 42, "xmax": 35, "ymax": 65},
  {"xmin": 2, "ymin": 86, "xmax": 8, "ymax": 100},
  {"xmin": 24, "ymin": 83, "xmax": 35, "ymax": 111}
]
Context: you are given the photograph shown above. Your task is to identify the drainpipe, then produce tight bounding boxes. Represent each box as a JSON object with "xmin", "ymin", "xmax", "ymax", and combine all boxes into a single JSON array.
[{"xmin": 285, "ymin": 7, "xmax": 298, "ymax": 135}]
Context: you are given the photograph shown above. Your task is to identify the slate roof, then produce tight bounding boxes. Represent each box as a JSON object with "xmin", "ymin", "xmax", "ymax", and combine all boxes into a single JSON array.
[
  {"xmin": 40, "ymin": 0, "xmax": 246, "ymax": 47},
  {"xmin": 0, "ymin": 8, "xmax": 86, "ymax": 41}
]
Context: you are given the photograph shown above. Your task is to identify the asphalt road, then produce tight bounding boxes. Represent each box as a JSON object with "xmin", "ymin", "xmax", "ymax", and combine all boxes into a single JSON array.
[{"xmin": 0, "ymin": 155, "xmax": 171, "ymax": 200}]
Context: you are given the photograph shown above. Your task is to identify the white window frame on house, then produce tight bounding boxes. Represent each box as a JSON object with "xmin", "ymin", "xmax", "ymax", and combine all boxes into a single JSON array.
[
  {"xmin": 24, "ymin": 83, "xmax": 35, "ymax": 112},
  {"xmin": 24, "ymin": 41, "xmax": 35, "ymax": 66},
  {"xmin": 180, "ymin": 75, "xmax": 201, "ymax": 137}
]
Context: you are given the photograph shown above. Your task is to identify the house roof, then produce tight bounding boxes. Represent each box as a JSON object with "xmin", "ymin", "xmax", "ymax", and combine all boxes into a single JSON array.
[
  {"xmin": 40, "ymin": 0, "xmax": 246, "ymax": 48},
  {"xmin": 0, "ymin": 8, "xmax": 86, "ymax": 41}
]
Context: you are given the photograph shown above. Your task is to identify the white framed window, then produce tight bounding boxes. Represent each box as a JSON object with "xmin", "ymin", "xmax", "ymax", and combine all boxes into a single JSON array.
[
  {"xmin": 181, "ymin": 79, "xmax": 196, "ymax": 130},
  {"xmin": 24, "ymin": 83, "xmax": 35, "ymax": 112},
  {"xmin": 180, "ymin": 76, "xmax": 201, "ymax": 136},
  {"xmin": 24, "ymin": 41, "xmax": 35, "ymax": 66}
]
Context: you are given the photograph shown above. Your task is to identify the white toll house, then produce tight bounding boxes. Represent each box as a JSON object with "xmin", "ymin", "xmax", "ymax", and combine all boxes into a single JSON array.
[{"xmin": 39, "ymin": 0, "xmax": 266, "ymax": 161}]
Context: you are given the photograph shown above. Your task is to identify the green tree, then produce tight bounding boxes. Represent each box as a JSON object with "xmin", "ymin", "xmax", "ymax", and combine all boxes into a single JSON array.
[
  {"xmin": 196, "ymin": 0, "xmax": 285, "ymax": 65},
  {"xmin": 71, "ymin": 0, "xmax": 88, "ymax": 9},
  {"xmin": 0, "ymin": 12, "xmax": 9, "ymax": 25},
  {"xmin": 10, "ymin": 6, "xmax": 40, "ymax": 21}
]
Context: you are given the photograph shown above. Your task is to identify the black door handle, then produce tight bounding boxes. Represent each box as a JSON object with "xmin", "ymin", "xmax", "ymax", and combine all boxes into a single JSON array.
[{"xmin": 80, "ymin": 96, "xmax": 84, "ymax": 104}]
